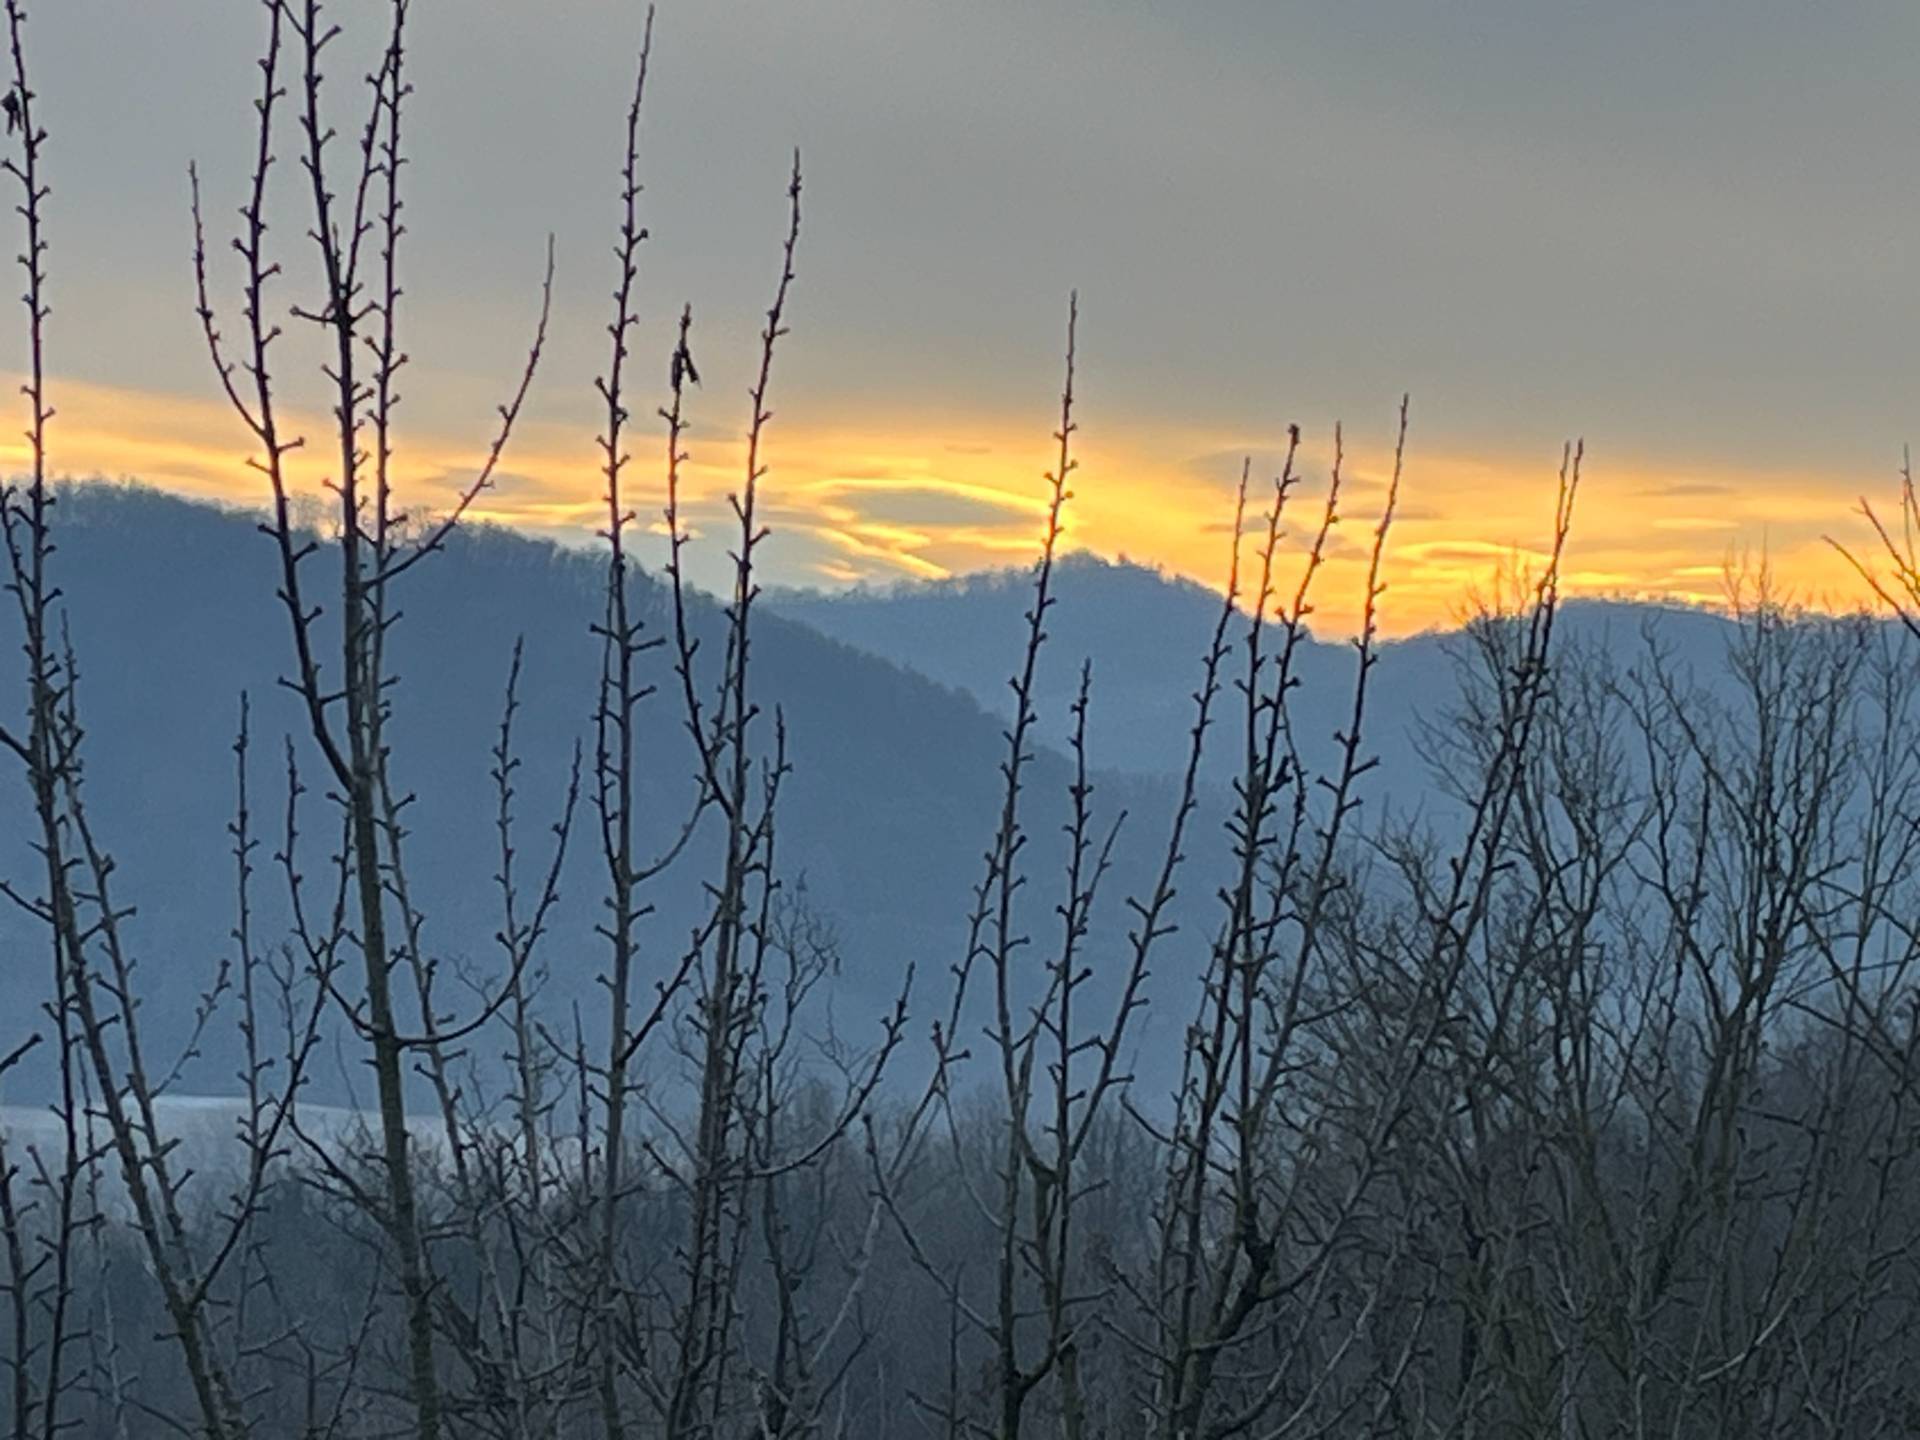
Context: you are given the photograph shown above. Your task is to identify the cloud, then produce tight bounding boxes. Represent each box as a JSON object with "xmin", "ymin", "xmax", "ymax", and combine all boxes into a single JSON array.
[
  {"xmin": 14, "ymin": 0, "xmax": 1915, "ymax": 652},
  {"xmin": 795, "ymin": 476, "xmax": 1044, "ymax": 530},
  {"xmin": 1181, "ymin": 447, "xmax": 1268, "ymax": 482},
  {"xmin": 8, "ymin": 367, "xmax": 1891, "ymax": 638},
  {"xmin": 1400, "ymin": 539, "xmax": 1552, "ymax": 568},
  {"xmin": 1651, "ymin": 516, "xmax": 1739, "ymax": 532},
  {"xmin": 1634, "ymin": 481, "xmax": 1734, "ymax": 499}
]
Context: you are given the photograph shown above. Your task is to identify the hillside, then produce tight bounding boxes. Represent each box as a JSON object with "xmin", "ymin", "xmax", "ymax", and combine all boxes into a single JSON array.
[
  {"xmin": 0, "ymin": 486, "xmax": 1796, "ymax": 1109},
  {"xmin": 0, "ymin": 488, "xmax": 1209, "ymax": 1104},
  {"xmin": 766, "ymin": 552, "xmax": 1755, "ymax": 784}
]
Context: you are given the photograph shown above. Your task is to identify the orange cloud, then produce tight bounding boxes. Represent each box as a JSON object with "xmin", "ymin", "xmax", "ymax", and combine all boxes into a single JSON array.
[{"xmin": 4, "ymin": 370, "xmax": 1894, "ymax": 636}]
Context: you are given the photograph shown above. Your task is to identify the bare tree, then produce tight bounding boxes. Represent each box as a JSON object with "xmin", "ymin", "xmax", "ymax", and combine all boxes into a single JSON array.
[
  {"xmin": 192, "ymin": 2, "xmax": 554, "ymax": 1433},
  {"xmin": 0, "ymin": 8, "xmax": 342, "ymax": 1437}
]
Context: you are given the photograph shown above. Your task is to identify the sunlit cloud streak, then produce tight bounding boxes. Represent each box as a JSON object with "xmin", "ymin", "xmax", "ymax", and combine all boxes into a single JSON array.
[{"xmin": 5, "ymin": 371, "xmax": 1893, "ymax": 636}]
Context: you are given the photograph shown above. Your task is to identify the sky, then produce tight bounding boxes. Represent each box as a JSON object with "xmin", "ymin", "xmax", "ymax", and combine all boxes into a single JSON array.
[{"xmin": 6, "ymin": 0, "xmax": 1920, "ymax": 633}]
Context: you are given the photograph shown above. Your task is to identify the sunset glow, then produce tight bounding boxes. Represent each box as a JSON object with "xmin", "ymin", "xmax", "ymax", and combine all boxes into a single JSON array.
[{"xmin": 16, "ymin": 370, "xmax": 1887, "ymax": 636}]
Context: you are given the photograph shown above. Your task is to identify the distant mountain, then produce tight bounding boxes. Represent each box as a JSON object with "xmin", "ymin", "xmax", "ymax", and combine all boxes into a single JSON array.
[
  {"xmin": 0, "ymin": 488, "xmax": 1203, "ymax": 1106},
  {"xmin": 769, "ymin": 556, "xmax": 1319, "ymax": 777},
  {"xmin": 765, "ymin": 553, "xmax": 1757, "ymax": 787},
  {"xmin": 0, "ymin": 486, "xmax": 1825, "ymax": 1111}
]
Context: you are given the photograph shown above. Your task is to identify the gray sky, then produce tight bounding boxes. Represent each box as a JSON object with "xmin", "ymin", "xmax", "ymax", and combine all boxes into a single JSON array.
[{"xmin": 10, "ymin": 0, "xmax": 1919, "ymax": 627}]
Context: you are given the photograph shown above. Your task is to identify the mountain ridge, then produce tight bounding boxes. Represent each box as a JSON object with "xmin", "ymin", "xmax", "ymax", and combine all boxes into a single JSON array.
[{"xmin": 0, "ymin": 481, "xmax": 1871, "ymax": 1109}]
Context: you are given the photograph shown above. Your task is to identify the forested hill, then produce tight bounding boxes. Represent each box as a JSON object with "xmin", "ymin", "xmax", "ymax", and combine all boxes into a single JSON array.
[
  {"xmin": 767, "ymin": 552, "xmax": 1760, "ymax": 779},
  {"xmin": 0, "ymin": 483, "xmax": 1834, "ymax": 1105},
  {"xmin": 0, "ymin": 485, "xmax": 1191, "ymax": 1104}
]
